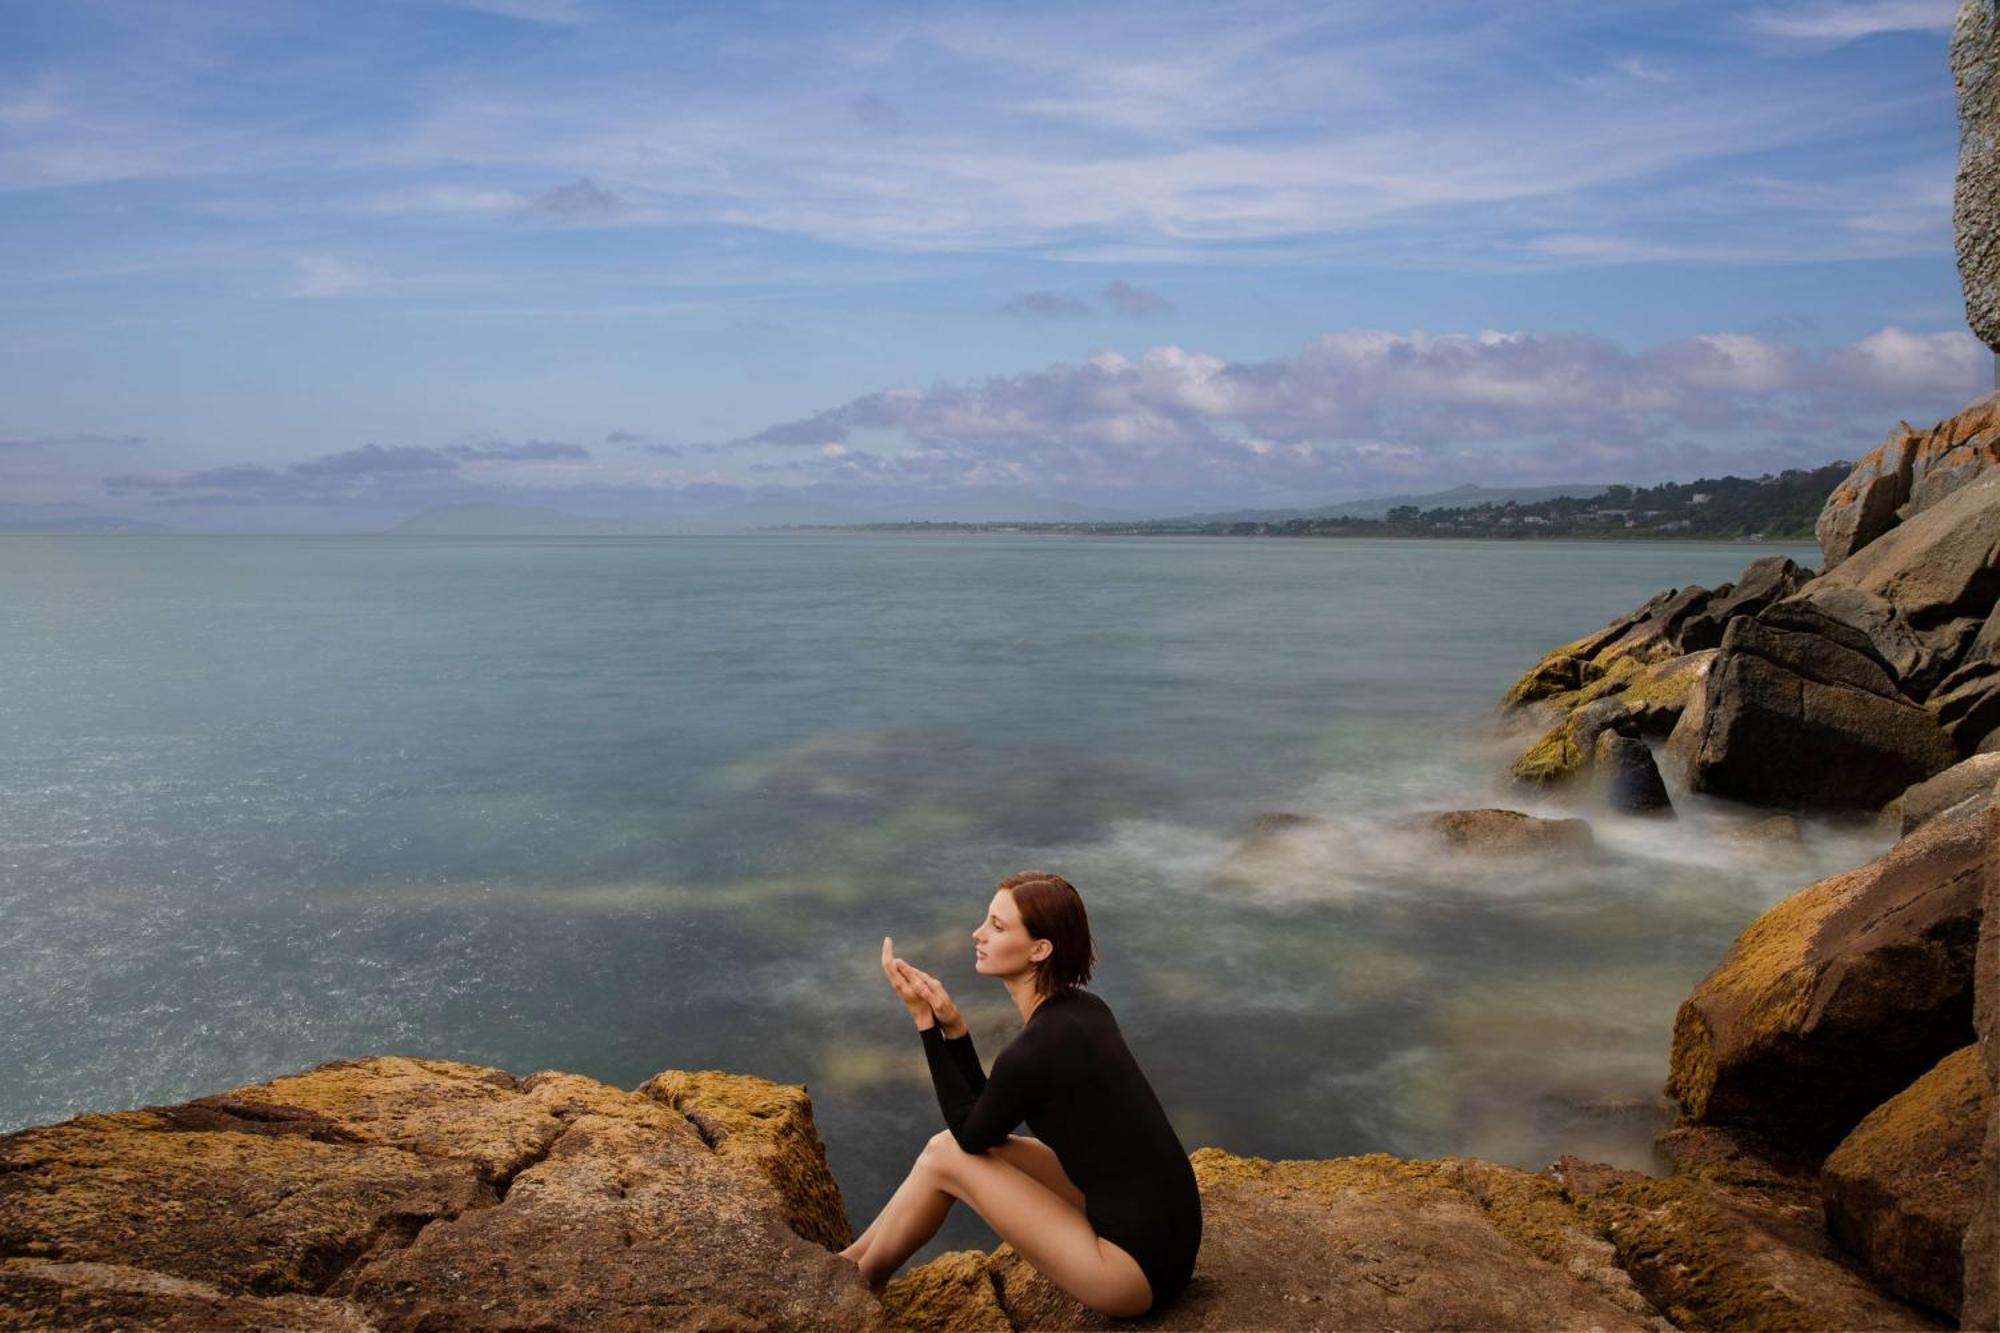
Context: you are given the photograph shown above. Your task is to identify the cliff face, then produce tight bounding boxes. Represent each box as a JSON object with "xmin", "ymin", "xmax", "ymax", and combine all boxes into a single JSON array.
[{"xmin": 1959, "ymin": 0, "xmax": 2000, "ymax": 353}]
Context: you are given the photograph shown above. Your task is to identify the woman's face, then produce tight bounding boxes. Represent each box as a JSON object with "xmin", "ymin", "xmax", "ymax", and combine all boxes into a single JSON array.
[{"xmin": 972, "ymin": 889, "xmax": 1047, "ymax": 979}]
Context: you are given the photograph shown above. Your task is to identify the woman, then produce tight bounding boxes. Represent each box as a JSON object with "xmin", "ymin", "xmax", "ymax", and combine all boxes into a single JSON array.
[{"xmin": 839, "ymin": 871, "xmax": 1202, "ymax": 1320}]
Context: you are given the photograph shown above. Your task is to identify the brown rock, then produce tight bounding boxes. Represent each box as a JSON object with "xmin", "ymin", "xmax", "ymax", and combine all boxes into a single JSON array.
[
  {"xmin": 1567, "ymin": 1174, "xmax": 1943, "ymax": 1331},
  {"xmin": 0, "ymin": 1098, "xmax": 496, "ymax": 1297},
  {"xmin": 1822, "ymin": 1045, "xmax": 1990, "ymax": 1320},
  {"xmin": 1683, "ymin": 629, "xmax": 1957, "ymax": 810},
  {"xmin": 1510, "ymin": 650, "xmax": 1714, "ymax": 789},
  {"xmin": 0, "ymin": 1056, "xmax": 884, "ymax": 1332},
  {"xmin": 331, "ymin": 1090, "xmax": 884, "ymax": 1332},
  {"xmin": 1592, "ymin": 731, "xmax": 1673, "ymax": 815},
  {"xmin": 635, "ymin": 1069, "xmax": 854, "ymax": 1251},
  {"xmin": 975, "ymin": 1149, "xmax": 1667, "ymax": 1331},
  {"xmin": 1677, "ymin": 555, "xmax": 1810, "ymax": 650},
  {"xmin": 881, "ymin": 1250, "xmax": 1012, "ymax": 1333},
  {"xmin": 1667, "ymin": 799, "xmax": 1986, "ymax": 1150},
  {"xmin": 1810, "ymin": 465, "xmax": 2000, "ymax": 627},
  {"xmin": 1962, "ymin": 798, "xmax": 2000, "ymax": 1332},
  {"xmin": 1899, "ymin": 752, "xmax": 2000, "ymax": 835},
  {"xmin": 1413, "ymin": 808, "xmax": 1594, "ymax": 857},
  {"xmin": 0, "ymin": 1260, "xmax": 377, "ymax": 1332},
  {"xmin": 1820, "ymin": 426, "xmax": 1924, "ymax": 570}
]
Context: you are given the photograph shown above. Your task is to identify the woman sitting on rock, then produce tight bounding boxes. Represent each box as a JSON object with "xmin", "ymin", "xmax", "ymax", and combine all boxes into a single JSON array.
[{"xmin": 841, "ymin": 870, "xmax": 1203, "ymax": 1319}]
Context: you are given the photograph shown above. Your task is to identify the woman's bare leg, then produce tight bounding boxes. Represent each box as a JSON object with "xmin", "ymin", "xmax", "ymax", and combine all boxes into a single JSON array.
[
  {"xmin": 918, "ymin": 1131, "xmax": 1153, "ymax": 1318},
  {"xmin": 840, "ymin": 1134, "xmax": 1081, "ymax": 1273},
  {"xmin": 848, "ymin": 1157, "xmax": 958, "ymax": 1288},
  {"xmin": 840, "ymin": 1162, "xmax": 954, "ymax": 1278}
]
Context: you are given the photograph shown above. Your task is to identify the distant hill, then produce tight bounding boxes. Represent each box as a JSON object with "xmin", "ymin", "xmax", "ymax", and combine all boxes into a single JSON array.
[{"xmin": 1170, "ymin": 482, "xmax": 1610, "ymax": 525}]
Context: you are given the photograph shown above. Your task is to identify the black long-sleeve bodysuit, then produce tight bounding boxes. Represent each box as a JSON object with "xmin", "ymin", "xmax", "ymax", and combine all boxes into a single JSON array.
[{"xmin": 920, "ymin": 986, "xmax": 1201, "ymax": 1316}]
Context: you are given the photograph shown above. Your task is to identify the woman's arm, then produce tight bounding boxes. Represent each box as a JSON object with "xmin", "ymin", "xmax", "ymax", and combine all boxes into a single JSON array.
[{"xmin": 919, "ymin": 1023, "xmax": 1044, "ymax": 1153}]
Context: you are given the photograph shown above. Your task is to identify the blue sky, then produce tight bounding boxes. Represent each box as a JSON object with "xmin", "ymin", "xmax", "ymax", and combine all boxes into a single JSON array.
[{"xmin": 0, "ymin": 0, "xmax": 1986, "ymax": 529}]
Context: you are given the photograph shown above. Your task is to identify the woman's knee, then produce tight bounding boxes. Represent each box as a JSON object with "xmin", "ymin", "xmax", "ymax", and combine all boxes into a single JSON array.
[{"xmin": 918, "ymin": 1129, "xmax": 959, "ymax": 1169}]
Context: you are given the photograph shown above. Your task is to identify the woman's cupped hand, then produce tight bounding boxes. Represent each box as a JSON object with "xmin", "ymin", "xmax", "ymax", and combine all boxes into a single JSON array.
[{"xmin": 881, "ymin": 936, "xmax": 965, "ymax": 1036}]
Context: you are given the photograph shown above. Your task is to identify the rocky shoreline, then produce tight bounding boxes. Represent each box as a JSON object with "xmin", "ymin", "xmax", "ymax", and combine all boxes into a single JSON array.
[{"xmin": 5, "ymin": 411, "xmax": 1995, "ymax": 1333}]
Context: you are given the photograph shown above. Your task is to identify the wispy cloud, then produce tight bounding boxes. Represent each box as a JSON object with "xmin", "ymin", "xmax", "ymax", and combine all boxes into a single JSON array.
[{"xmin": 1743, "ymin": 0, "xmax": 1955, "ymax": 45}]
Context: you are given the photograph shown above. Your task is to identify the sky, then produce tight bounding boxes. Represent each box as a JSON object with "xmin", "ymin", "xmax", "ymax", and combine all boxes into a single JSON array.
[{"xmin": 0, "ymin": 0, "xmax": 1989, "ymax": 530}]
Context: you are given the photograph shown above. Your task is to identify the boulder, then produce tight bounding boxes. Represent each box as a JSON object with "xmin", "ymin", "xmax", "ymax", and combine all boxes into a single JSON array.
[
  {"xmin": 1821, "ymin": 1045, "xmax": 1990, "ymax": 1321},
  {"xmin": 0, "ymin": 1056, "xmax": 884, "ymax": 1333},
  {"xmin": 1592, "ymin": 731, "xmax": 1672, "ymax": 815},
  {"xmin": 1931, "ymin": 604, "xmax": 2000, "ymax": 754},
  {"xmin": 1412, "ymin": 808, "xmax": 1594, "ymax": 858},
  {"xmin": 1958, "ymin": 0, "xmax": 2000, "ymax": 350},
  {"xmin": 1899, "ymin": 752, "xmax": 2000, "ymax": 835},
  {"xmin": 942, "ymin": 1149, "xmax": 1670, "ymax": 1331},
  {"xmin": 1962, "ymin": 798, "xmax": 2000, "ymax": 1333},
  {"xmin": 1677, "ymin": 556, "xmax": 1810, "ymax": 650},
  {"xmin": 1808, "ymin": 467, "xmax": 2000, "ymax": 628},
  {"xmin": 1818, "ymin": 398, "xmax": 2000, "ymax": 570},
  {"xmin": 880, "ymin": 1249, "xmax": 1013, "ymax": 1333},
  {"xmin": 1666, "ymin": 799, "xmax": 1986, "ymax": 1150},
  {"xmin": 1820, "ymin": 426, "xmax": 1924, "ymax": 570},
  {"xmin": 0, "ymin": 1260, "xmax": 377, "ymax": 1332},
  {"xmin": 1761, "ymin": 586, "xmax": 1967, "ymax": 700},
  {"xmin": 1557, "ymin": 1168, "xmax": 1940, "ymax": 1331},
  {"xmin": 1511, "ymin": 651, "xmax": 1714, "ymax": 789},
  {"xmin": 1681, "ymin": 623, "xmax": 1957, "ymax": 811}
]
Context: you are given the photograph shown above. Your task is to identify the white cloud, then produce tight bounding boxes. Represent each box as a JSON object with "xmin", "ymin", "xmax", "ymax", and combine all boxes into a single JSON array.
[
  {"xmin": 1744, "ymin": 0, "xmax": 1955, "ymax": 44},
  {"xmin": 732, "ymin": 325, "xmax": 1988, "ymax": 496}
]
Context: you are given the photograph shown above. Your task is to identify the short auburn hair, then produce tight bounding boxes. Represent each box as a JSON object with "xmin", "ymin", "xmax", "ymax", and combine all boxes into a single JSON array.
[{"xmin": 998, "ymin": 870, "xmax": 1096, "ymax": 997}]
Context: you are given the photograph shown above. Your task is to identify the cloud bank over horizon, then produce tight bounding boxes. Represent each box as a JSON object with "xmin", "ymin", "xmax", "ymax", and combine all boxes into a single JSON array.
[{"xmin": 35, "ymin": 321, "xmax": 1982, "ymax": 530}]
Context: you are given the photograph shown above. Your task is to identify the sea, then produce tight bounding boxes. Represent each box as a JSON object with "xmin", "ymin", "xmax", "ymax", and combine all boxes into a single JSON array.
[{"xmin": 0, "ymin": 532, "xmax": 1889, "ymax": 1262}]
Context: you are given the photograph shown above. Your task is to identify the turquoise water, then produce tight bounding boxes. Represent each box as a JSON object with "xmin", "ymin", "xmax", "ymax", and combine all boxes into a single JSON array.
[{"xmin": 0, "ymin": 533, "xmax": 1884, "ymax": 1259}]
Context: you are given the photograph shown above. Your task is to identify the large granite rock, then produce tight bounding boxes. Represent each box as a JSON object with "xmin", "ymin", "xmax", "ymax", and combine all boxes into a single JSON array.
[
  {"xmin": 1963, "ymin": 799, "xmax": 2000, "ymax": 1333},
  {"xmin": 1959, "ymin": 0, "xmax": 2000, "ymax": 351},
  {"xmin": 1554, "ymin": 1153, "xmax": 1942, "ymax": 1331},
  {"xmin": 891, "ymin": 1150, "xmax": 1671, "ymax": 1332},
  {"xmin": 1677, "ymin": 555, "xmax": 1811, "ymax": 650},
  {"xmin": 0, "ymin": 1261, "xmax": 376, "ymax": 1332},
  {"xmin": 1511, "ymin": 650, "xmax": 1715, "ymax": 789},
  {"xmin": 1821, "ymin": 1044, "xmax": 1990, "ymax": 1321},
  {"xmin": 1680, "ymin": 616, "xmax": 1957, "ymax": 811},
  {"xmin": 1593, "ymin": 731, "xmax": 1673, "ymax": 815},
  {"xmin": 1898, "ymin": 752, "xmax": 2000, "ymax": 835},
  {"xmin": 0, "ymin": 1056, "xmax": 885, "ymax": 1333},
  {"xmin": 1667, "ymin": 799, "xmax": 1986, "ymax": 1150},
  {"xmin": 1932, "ymin": 604, "xmax": 2000, "ymax": 755},
  {"xmin": 1811, "ymin": 466, "xmax": 2000, "ymax": 629},
  {"xmin": 1818, "ymin": 399, "xmax": 2000, "ymax": 571}
]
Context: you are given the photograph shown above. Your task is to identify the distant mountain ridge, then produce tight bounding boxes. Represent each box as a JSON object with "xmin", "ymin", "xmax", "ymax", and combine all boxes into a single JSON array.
[{"xmin": 1168, "ymin": 482, "xmax": 1610, "ymax": 525}]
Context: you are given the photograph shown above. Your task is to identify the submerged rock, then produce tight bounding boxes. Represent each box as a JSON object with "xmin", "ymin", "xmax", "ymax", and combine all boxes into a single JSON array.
[
  {"xmin": 1821, "ymin": 1044, "xmax": 1989, "ymax": 1321},
  {"xmin": 1592, "ymin": 731, "xmax": 1672, "ymax": 815},
  {"xmin": 1410, "ymin": 808, "xmax": 1594, "ymax": 857}
]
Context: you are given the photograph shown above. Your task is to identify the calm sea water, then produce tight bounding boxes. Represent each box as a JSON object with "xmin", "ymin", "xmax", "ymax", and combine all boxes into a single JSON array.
[{"xmin": 1, "ymin": 533, "xmax": 1883, "ymax": 1261}]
